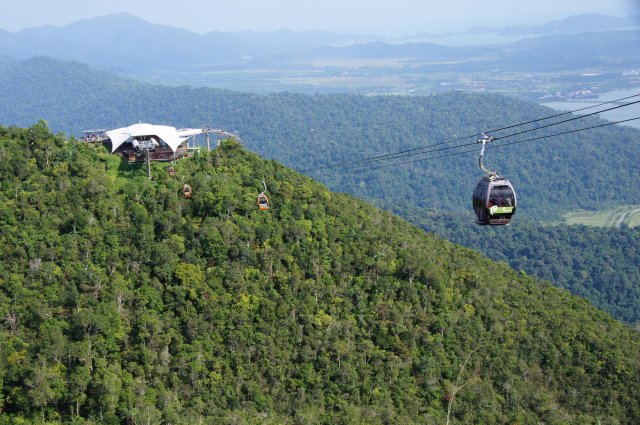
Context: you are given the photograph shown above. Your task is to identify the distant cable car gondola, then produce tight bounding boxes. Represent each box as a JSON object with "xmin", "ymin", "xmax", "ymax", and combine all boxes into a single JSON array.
[
  {"xmin": 473, "ymin": 134, "xmax": 516, "ymax": 225},
  {"xmin": 257, "ymin": 180, "xmax": 269, "ymax": 211},
  {"xmin": 182, "ymin": 183, "xmax": 192, "ymax": 199},
  {"xmin": 257, "ymin": 193, "xmax": 269, "ymax": 210}
]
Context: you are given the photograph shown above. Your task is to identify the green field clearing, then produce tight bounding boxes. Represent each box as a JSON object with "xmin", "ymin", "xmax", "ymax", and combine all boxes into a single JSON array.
[{"xmin": 563, "ymin": 205, "xmax": 640, "ymax": 228}]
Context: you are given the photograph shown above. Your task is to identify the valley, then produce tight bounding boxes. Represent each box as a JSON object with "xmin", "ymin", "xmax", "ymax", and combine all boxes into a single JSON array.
[
  {"xmin": 140, "ymin": 47, "xmax": 640, "ymax": 102},
  {"xmin": 563, "ymin": 204, "xmax": 640, "ymax": 228}
]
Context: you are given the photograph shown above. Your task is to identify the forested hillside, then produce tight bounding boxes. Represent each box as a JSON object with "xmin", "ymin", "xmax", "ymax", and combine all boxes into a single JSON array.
[
  {"xmin": 2, "ymin": 57, "xmax": 640, "ymax": 331},
  {"xmin": 1, "ymin": 57, "xmax": 639, "ymax": 220},
  {"xmin": 1, "ymin": 123, "xmax": 640, "ymax": 423},
  {"xmin": 394, "ymin": 207, "xmax": 640, "ymax": 325}
]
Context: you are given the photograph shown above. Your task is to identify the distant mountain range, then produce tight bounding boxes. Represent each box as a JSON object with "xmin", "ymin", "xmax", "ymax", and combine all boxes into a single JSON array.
[
  {"xmin": 309, "ymin": 29, "xmax": 639, "ymax": 59},
  {"xmin": 0, "ymin": 12, "xmax": 638, "ymax": 77},
  {"xmin": 0, "ymin": 13, "xmax": 377, "ymax": 71},
  {"xmin": 496, "ymin": 13, "xmax": 640, "ymax": 35},
  {"xmin": 435, "ymin": 13, "xmax": 640, "ymax": 38}
]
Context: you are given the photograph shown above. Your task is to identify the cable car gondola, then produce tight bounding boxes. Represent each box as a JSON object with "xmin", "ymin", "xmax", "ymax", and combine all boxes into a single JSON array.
[
  {"xmin": 473, "ymin": 176, "xmax": 517, "ymax": 225},
  {"xmin": 257, "ymin": 180, "xmax": 269, "ymax": 211},
  {"xmin": 472, "ymin": 134, "xmax": 516, "ymax": 225},
  {"xmin": 257, "ymin": 193, "xmax": 269, "ymax": 210},
  {"xmin": 182, "ymin": 183, "xmax": 192, "ymax": 199}
]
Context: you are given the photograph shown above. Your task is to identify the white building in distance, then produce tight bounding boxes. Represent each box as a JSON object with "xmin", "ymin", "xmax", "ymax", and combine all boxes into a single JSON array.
[{"xmin": 106, "ymin": 123, "xmax": 204, "ymax": 161}]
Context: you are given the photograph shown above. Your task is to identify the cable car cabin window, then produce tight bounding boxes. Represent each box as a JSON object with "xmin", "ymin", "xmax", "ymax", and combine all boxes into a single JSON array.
[{"xmin": 488, "ymin": 185, "xmax": 514, "ymax": 208}]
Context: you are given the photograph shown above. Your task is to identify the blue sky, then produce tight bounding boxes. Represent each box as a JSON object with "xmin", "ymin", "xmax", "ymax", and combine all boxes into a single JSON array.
[{"xmin": 1, "ymin": 0, "xmax": 638, "ymax": 35}]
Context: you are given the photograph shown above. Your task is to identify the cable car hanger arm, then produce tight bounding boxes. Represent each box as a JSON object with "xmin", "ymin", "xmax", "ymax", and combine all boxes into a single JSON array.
[{"xmin": 477, "ymin": 133, "xmax": 498, "ymax": 177}]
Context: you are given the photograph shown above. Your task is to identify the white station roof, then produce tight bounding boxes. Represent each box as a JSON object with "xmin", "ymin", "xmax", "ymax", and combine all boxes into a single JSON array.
[{"xmin": 107, "ymin": 123, "xmax": 204, "ymax": 153}]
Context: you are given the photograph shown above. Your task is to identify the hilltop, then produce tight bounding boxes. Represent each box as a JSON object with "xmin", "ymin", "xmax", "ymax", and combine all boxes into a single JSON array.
[{"xmin": 1, "ymin": 122, "xmax": 639, "ymax": 423}]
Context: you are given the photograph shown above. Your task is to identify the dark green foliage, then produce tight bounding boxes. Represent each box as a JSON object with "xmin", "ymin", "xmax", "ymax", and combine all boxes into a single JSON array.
[
  {"xmin": 1, "ymin": 123, "xmax": 640, "ymax": 423},
  {"xmin": 1, "ymin": 57, "xmax": 640, "ymax": 221},
  {"xmin": 396, "ymin": 207, "xmax": 640, "ymax": 326},
  {"xmin": 2, "ymin": 58, "xmax": 640, "ymax": 335}
]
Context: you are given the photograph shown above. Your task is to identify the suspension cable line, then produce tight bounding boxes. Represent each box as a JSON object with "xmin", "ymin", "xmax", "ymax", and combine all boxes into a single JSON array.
[
  {"xmin": 492, "ymin": 99, "xmax": 640, "ymax": 141},
  {"xmin": 316, "ymin": 116, "xmax": 640, "ymax": 176},
  {"xmin": 304, "ymin": 92, "xmax": 640, "ymax": 173},
  {"xmin": 484, "ymin": 92, "xmax": 640, "ymax": 134},
  {"xmin": 312, "ymin": 100, "xmax": 640, "ymax": 173}
]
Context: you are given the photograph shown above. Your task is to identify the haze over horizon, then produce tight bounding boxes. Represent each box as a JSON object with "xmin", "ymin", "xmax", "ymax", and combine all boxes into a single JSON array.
[{"xmin": 2, "ymin": 0, "xmax": 638, "ymax": 36}]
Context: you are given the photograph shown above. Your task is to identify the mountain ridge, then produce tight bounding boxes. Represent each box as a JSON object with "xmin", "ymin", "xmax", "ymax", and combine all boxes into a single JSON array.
[
  {"xmin": 1, "ymin": 12, "xmax": 638, "ymax": 88},
  {"xmin": 401, "ymin": 13, "xmax": 640, "ymax": 39},
  {"xmin": 497, "ymin": 13, "xmax": 640, "ymax": 35}
]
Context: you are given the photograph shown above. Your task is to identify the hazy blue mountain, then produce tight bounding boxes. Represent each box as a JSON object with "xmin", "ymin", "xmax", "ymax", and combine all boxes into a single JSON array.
[
  {"xmin": 0, "ymin": 56, "xmax": 12, "ymax": 74},
  {"xmin": 9, "ymin": 13, "xmax": 256, "ymax": 69},
  {"xmin": 499, "ymin": 29, "xmax": 640, "ymax": 71},
  {"xmin": 451, "ymin": 14, "xmax": 640, "ymax": 37},
  {"xmin": 1, "ymin": 13, "xmax": 638, "ymax": 79},
  {"xmin": 391, "ymin": 13, "xmax": 640, "ymax": 43},
  {"xmin": 498, "ymin": 13, "xmax": 640, "ymax": 35},
  {"xmin": 0, "ymin": 28, "xmax": 11, "ymax": 41},
  {"xmin": 309, "ymin": 30, "xmax": 640, "ymax": 67},
  {"xmin": 0, "ymin": 13, "xmax": 379, "ymax": 71}
]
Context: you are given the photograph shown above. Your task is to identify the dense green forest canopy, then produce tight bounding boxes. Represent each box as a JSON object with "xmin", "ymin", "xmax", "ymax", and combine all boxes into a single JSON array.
[
  {"xmin": 1, "ymin": 57, "xmax": 639, "ymax": 219},
  {"xmin": 1, "ymin": 123, "xmax": 639, "ymax": 423},
  {"xmin": 1, "ymin": 56, "xmax": 640, "ymax": 332},
  {"xmin": 393, "ymin": 207, "xmax": 640, "ymax": 326}
]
